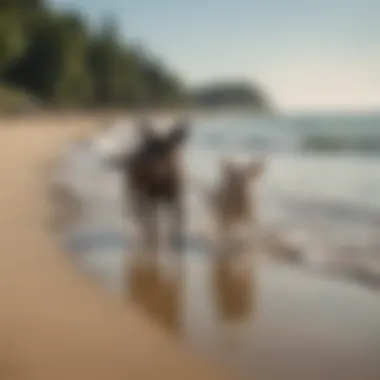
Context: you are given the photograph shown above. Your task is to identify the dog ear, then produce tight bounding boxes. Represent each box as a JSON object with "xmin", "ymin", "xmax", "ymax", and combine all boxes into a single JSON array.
[
  {"xmin": 246, "ymin": 160, "xmax": 265, "ymax": 179},
  {"xmin": 167, "ymin": 119, "xmax": 190, "ymax": 147}
]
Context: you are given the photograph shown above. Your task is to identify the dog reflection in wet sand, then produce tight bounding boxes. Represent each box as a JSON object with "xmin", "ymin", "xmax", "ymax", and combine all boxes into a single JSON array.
[
  {"xmin": 110, "ymin": 119, "xmax": 190, "ymax": 254},
  {"xmin": 207, "ymin": 158, "xmax": 265, "ymax": 251},
  {"xmin": 211, "ymin": 246, "xmax": 257, "ymax": 347},
  {"xmin": 128, "ymin": 254, "xmax": 182, "ymax": 334}
]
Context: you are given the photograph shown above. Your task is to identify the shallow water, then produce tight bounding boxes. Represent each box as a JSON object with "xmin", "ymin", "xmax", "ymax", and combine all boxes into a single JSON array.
[
  {"xmin": 57, "ymin": 113, "xmax": 380, "ymax": 380},
  {"xmin": 63, "ymin": 114, "xmax": 380, "ymax": 284}
]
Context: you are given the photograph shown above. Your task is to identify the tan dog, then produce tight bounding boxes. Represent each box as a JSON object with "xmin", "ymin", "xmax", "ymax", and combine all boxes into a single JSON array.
[{"xmin": 207, "ymin": 158, "xmax": 265, "ymax": 249}]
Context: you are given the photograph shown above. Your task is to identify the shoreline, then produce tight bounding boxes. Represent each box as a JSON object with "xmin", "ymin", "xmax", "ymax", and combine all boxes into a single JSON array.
[{"xmin": 0, "ymin": 119, "xmax": 233, "ymax": 379}]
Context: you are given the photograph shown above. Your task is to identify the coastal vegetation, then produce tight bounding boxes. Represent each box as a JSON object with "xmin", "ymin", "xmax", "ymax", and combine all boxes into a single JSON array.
[
  {"xmin": 0, "ymin": 1, "xmax": 270, "ymax": 114},
  {"xmin": 190, "ymin": 81, "xmax": 272, "ymax": 113}
]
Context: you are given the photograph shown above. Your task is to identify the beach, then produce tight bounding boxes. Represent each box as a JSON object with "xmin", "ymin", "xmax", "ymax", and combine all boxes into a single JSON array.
[
  {"xmin": 0, "ymin": 115, "xmax": 233, "ymax": 380},
  {"xmin": 1, "ymin": 112, "xmax": 380, "ymax": 380}
]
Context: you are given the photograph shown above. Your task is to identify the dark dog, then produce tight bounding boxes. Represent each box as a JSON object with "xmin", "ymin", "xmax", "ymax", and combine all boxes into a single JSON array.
[{"xmin": 111, "ymin": 119, "xmax": 190, "ymax": 254}]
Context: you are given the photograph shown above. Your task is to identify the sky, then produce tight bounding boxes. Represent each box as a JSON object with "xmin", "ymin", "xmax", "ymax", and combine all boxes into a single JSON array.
[{"xmin": 51, "ymin": 0, "xmax": 380, "ymax": 113}]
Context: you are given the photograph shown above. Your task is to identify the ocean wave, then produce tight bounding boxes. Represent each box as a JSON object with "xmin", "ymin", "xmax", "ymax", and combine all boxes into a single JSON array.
[
  {"xmin": 192, "ymin": 132, "xmax": 380, "ymax": 155},
  {"xmin": 300, "ymin": 134, "xmax": 380, "ymax": 154}
]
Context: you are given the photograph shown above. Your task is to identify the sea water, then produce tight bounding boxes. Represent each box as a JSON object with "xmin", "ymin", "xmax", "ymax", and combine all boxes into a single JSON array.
[{"xmin": 57, "ymin": 112, "xmax": 380, "ymax": 380}]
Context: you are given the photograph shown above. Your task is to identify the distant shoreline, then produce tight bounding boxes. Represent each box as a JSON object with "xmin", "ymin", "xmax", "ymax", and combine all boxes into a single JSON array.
[{"xmin": 0, "ymin": 105, "xmax": 274, "ymax": 125}]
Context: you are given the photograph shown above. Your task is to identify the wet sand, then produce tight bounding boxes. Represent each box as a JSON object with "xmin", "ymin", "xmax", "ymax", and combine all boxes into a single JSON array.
[
  {"xmin": 121, "ymin": 250, "xmax": 380, "ymax": 380},
  {"xmin": 0, "ymin": 116, "xmax": 233, "ymax": 380}
]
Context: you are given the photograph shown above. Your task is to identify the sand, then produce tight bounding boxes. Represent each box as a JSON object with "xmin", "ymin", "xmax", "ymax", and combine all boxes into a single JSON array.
[{"xmin": 0, "ymin": 115, "xmax": 233, "ymax": 380}]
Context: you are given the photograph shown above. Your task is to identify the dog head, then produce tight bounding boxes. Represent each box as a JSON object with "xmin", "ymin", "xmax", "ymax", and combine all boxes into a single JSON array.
[
  {"xmin": 221, "ymin": 158, "xmax": 265, "ymax": 192},
  {"xmin": 130, "ymin": 118, "xmax": 191, "ymax": 184}
]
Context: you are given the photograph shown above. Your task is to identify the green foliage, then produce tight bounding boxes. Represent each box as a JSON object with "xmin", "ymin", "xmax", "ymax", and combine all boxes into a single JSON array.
[
  {"xmin": 0, "ymin": 1, "xmax": 186, "ymax": 109},
  {"xmin": 0, "ymin": 12, "xmax": 27, "ymax": 74},
  {"xmin": 0, "ymin": 0, "xmax": 46, "ymax": 10}
]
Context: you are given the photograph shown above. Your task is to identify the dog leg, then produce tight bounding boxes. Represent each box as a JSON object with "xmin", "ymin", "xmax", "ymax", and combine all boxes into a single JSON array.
[
  {"xmin": 168, "ymin": 199, "xmax": 185, "ymax": 254},
  {"xmin": 141, "ymin": 201, "xmax": 160, "ymax": 255},
  {"xmin": 124, "ymin": 188, "xmax": 144, "ymax": 249}
]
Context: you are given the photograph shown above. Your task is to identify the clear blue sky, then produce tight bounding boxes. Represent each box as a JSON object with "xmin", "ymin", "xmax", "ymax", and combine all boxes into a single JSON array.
[{"xmin": 51, "ymin": 0, "xmax": 379, "ymax": 112}]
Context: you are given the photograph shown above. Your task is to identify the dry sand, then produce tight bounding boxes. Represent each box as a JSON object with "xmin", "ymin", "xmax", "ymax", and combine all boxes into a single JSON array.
[{"xmin": 0, "ymin": 115, "xmax": 233, "ymax": 380}]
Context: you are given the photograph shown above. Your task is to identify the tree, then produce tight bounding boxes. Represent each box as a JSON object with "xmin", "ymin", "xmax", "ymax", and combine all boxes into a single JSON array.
[
  {"xmin": 0, "ymin": 0, "xmax": 46, "ymax": 10},
  {"xmin": 0, "ymin": 12, "xmax": 27, "ymax": 74},
  {"xmin": 0, "ymin": 3, "xmax": 187, "ymax": 109}
]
